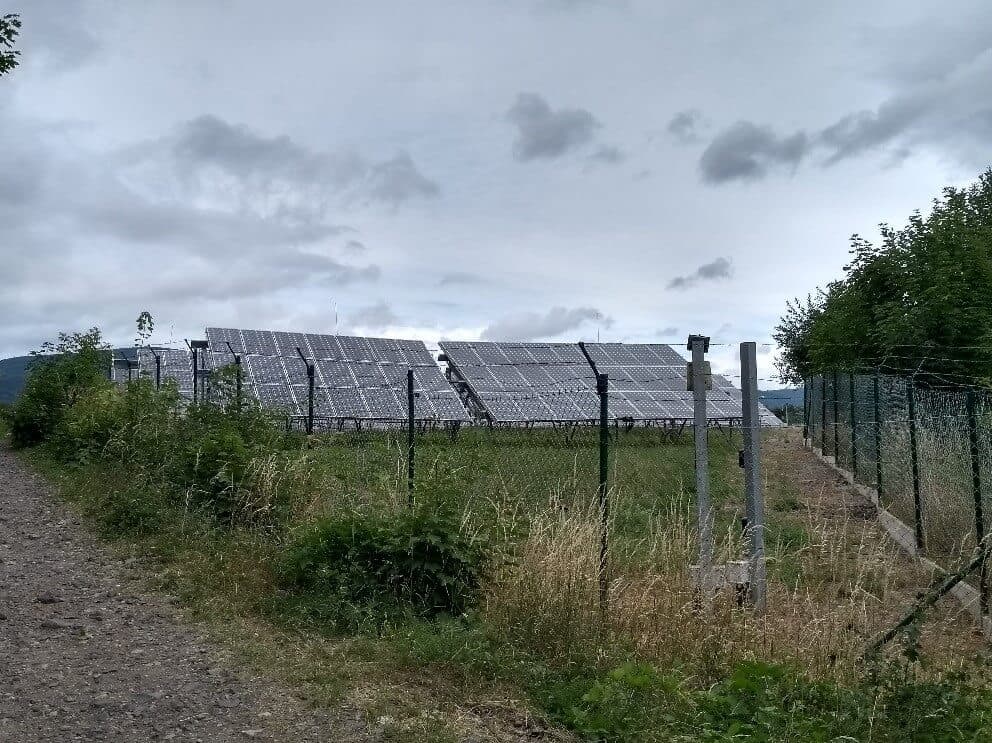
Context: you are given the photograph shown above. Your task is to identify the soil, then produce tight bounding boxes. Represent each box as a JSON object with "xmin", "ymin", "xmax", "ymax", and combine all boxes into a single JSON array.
[{"xmin": 0, "ymin": 446, "xmax": 373, "ymax": 742}]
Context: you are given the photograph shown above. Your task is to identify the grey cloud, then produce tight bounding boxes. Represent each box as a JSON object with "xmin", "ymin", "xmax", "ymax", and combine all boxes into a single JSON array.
[
  {"xmin": 506, "ymin": 93, "xmax": 600, "ymax": 161},
  {"xmin": 0, "ymin": 109, "xmax": 381, "ymax": 356},
  {"xmin": 588, "ymin": 145, "xmax": 625, "ymax": 165},
  {"xmin": 667, "ymin": 110, "xmax": 703, "ymax": 144},
  {"xmin": 481, "ymin": 306, "xmax": 610, "ymax": 341},
  {"xmin": 126, "ymin": 115, "xmax": 438, "ymax": 209},
  {"xmin": 659, "ymin": 326, "xmax": 679, "ymax": 337},
  {"xmin": 367, "ymin": 152, "xmax": 440, "ymax": 205},
  {"xmin": 438, "ymin": 272, "xmax": 487, "ymax": 287},
  {"xmin": 346, "ymin": 301, "xmax": 398, "ymax": 331},
  {"xmin": 699, "ymin": 38, "xmax": 992, "ymax": 183},
  {"xmin": 19, "ymin": 0, "xmax": 100, "ymax": 71},
  {"xmin": 699, "ymin": 122, "xmax": 809, "ymax": 184},
  {"xmin": 818, "ymin": 96, "xmax": 930, "ymax": 164},
  {"xmin": 344, "ymin": 240, "xmax": 366, "ymax": 253},
  {"xmin": 667, "ymin": 257, "xmax": 733, "ymax": 290}
]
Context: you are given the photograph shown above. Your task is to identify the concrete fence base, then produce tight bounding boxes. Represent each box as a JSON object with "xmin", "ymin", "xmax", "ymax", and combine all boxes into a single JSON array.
[{"xmin": 806, "ymin": 440, "xmax": 992, "ymax": 640}]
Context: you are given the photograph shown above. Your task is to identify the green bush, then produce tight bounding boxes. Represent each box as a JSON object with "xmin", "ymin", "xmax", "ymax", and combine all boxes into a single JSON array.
[
  {"xmin": 6, "ymin": 329, "xmax": 110, "ymax": 448},
  {"xmin": 182, "ymin": 425, "xmax": 251, "ymax": 518},
  {"xmin": 279, "ymin": 507, "xmax": 489, "ymax": 618}
]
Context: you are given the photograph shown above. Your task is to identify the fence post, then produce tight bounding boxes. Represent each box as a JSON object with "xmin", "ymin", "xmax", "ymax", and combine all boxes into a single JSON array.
[
  {"xmin": 873, "ymin": 373, "xmax": 883, "ymax": 498},
  {"xmin": 235, "ymin": 357, "xmax": 242, "ymax": 412},
  {"xmin": 597, "ymin": 372, "xmax": 610, "ymax": 620},
  {"xmin": 191, "ymin": 346, "xmax": 199, "ymax": 404},
  {"xmin": 155, "ymin": 352, "xmax": 161, "ymax": 390},
  {"xmin": 802, "ymin": 378, "xmax": 809, "ymax": 443},
  {"xmin": 740, "ymin": 342, "xmax": 766, "ymax": 612},
  {"xmin": 849, "ymin": 373, "xmax": 858, "ymax": 481},
  {"xmin": 832, "ymin": 370, "xmax": 840, "ymax": 463},
  {"xmin": 906, "ymin": 380, "xmax": 924, "ymax": 552},
  {"xmin": 407, "ymin": 368, "xmax": 416, "ymax": 507},
  {"xmin": 821, "ymin": 375, "xmax": 827, "ymax": 453},
  {"xmin": 306, "ymin": 364, "xmax": 315, "ymax": 434},
  {"xmin": 966, "ymin": 389, "xmax": 988, "ymax": 615},
  {"xmin": 689, "ymin": 336, "xmax": 712, "ymax": 577}
]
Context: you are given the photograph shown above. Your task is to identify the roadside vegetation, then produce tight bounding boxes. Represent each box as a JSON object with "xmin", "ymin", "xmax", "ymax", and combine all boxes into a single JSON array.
[
  {"xmin": 4, "ymin": 327, "xmax": 992, "ymax": 741},
  {"xmin": 775, "ymin": 169, "xmax": 992, "ymax": 388}
]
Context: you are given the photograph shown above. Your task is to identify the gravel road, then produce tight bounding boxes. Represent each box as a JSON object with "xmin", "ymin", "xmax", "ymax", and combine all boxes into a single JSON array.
[{"xmin": 0, "ymin": 447, "xmax": 371, "ymax": 742}]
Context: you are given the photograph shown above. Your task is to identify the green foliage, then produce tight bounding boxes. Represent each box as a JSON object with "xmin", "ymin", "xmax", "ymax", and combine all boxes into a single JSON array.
[
  {"xmin": 775, "ymin": 170, "xmax": 992, "ymax": 386},
  {"xmin": 0, "ymin": 13, "xmax": 20, "ymax": 76},
  {"xmin": 279, "ymin": 507, "xmax": 489, "ymax": 619},
  {"xmin": 5, "ymin": 329, "xmax": 111, "ymax": 448}
]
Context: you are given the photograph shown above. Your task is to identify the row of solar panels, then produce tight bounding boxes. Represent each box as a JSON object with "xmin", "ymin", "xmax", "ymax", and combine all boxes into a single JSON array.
[
  {"xmin": 125, "ymin": 328, "xmax": 780, "ymax": 425},
  {"xmin": 439, "ymin": 341, "xmax": 779, "ymax": 424}
]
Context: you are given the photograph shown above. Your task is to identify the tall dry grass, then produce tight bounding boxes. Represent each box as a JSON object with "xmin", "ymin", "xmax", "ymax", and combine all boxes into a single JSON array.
[{"xmin": 480, "ymin": 487, "xmax": 973, "ymax": 685}]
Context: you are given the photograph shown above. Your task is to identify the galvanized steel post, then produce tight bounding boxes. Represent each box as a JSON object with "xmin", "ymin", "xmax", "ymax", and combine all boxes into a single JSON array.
[
  {"xmin": 407, "ymin": 368, "xmax": 415, "ymax": 507},
  {"xmin": 689, "ymin": 335, "xmax": 712, "ymax": 574},
  {"xmin": 740, "ymin": 342, "xmax": 766, "ymax": 612},
  {"xmin": 907, "ymin": 380, "xmax": 925, "ymax": 552},
  {"xmin": 597, "ymin": 372, "xmax": 610, "ymax": 619},
  {"xmin": 966, "ymin": 389, "xmax": 988, "ymax": 615}
]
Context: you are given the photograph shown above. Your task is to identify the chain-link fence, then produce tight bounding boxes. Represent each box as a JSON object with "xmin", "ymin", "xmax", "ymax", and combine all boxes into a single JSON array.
[{"xmin": 807, "ymin": 372, "xmax": 992, "ymax": 614}]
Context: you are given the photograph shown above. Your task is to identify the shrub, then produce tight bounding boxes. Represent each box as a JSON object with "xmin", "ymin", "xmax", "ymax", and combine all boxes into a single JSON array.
[
  {"xmin": 182, "ymin": 425, "xmax": 251, "ymax": 519},
  {"xmin": 279, "ymin": 507, "xmax": 489, "ymax": 619},
  {"xmin": 7, "ymin": 329, "xmax": 110, "ymax": 448}
]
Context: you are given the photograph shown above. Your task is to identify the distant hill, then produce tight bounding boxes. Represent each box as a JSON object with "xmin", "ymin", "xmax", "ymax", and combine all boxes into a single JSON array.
[
  {"xmin": 0, "ymin": 355, "xmax": 39, "ymax": 404},
  {"xmin": 759, "ymin": 387, "xmax": 804, "ymax": 411},
  {"xmin": 0, "ymin": 348, "xmax": 136, "ymax": 404}
]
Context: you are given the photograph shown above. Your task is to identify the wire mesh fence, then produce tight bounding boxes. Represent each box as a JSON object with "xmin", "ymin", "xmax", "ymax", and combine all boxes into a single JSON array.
[{"xmin": 807, "ymin": 372, "xmax": 992, "ymax": 614}]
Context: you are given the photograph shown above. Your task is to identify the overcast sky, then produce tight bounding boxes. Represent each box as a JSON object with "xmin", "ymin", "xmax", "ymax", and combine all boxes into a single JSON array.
[{"xmin": 2, "ymin": 0, "xmax": 990, "ymax": 381}]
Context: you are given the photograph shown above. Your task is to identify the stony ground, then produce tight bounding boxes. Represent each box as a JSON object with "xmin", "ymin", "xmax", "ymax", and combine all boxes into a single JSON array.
[{"xmin": 0, "ymin": 446, "xmax": 373, "ymax": 742}]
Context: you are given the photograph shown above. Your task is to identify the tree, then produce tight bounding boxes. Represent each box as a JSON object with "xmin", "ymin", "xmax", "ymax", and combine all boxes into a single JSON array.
[
  {"xmin": 775, "ymin": 169, "xmax": 992, "ymax": 388},
  {"xmin": 135, "ymin": 311, "xmax": 155, "ymax": 346},
  {"xmin": 0, "ymin": 13, "xmax": 21, "ymax": 76},
  {"xmin": 5, "ymin": 328, "xmax": 112, "ymax": 448}
]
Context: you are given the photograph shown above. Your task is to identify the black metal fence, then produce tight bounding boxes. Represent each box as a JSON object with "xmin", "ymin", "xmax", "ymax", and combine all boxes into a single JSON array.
[{"xmin": 806, "ymin": 373, "xmax": 992, "ymax": 615}]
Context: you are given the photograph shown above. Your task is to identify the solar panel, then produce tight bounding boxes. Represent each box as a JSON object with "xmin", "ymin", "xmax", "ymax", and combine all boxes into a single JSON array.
[
  {"xmin": 440, "ymin": 341, "xmax": 600, "ymax": 423},
  {"xmin": 440, "ymin": 340, "xmax": 780, "ymax": 425},
  {"xmin": 204, "ymin": 327, "xmax": 469, "ymax": 422},
  {"xmin": 136, "ymin": 347, "xmax": 195, "ymax": 398}
]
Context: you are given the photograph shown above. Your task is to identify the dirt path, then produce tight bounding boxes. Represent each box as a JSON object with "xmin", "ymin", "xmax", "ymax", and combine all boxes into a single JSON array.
[{"xmin": 0, "ymin": 447, "xmax": 371, "ymax": 742}]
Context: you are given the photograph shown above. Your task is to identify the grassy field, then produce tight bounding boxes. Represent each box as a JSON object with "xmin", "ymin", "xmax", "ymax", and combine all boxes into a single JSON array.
[{"xmin": 12, "ymin": 396, "xmax": 992, "ymax": 741}]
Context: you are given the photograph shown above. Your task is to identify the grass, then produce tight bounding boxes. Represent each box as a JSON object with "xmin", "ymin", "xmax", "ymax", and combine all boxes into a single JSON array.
[{"xmin": 11, "ymin": 400, "xmax": 992, "ymax": 741}]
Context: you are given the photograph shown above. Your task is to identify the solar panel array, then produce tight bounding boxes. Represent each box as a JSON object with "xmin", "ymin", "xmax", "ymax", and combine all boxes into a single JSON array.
[
  {"xmin": 583, "ymin": 342, "xmax": 747, "ymax": 421},
  {"xmin": 204, "ymin": 328, "xmax": 469, "ymax": 422},
  {"xmin": 441, "ymin": 340, "xmax": 780, "ymax": 424},
  {"xmin": 440, "ymin": 341, "xmax": 600, "ymax": 422},
  {"xmin": 136, "ymin": 348, "xmax": 195, "ymax": 398}
]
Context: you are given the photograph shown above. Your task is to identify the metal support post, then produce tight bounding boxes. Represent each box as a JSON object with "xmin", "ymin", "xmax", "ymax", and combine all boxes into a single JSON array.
[
  {"xmin": 966, "ymin": 389, "xmax": 988, "ymax": 615},
  {"xmin": 873, "ymin": 374, "xmax": 883, "ymax": 498},
  {"xmin": 802, "ymin": 378, "xmax": 809, "ymax": 442},
  {"xmin": 820, "ymin": 375, "xmax": 827, "ymax": 453},
  {"xmin": 191, "ymin": 347, "xmax": 198, "ymax": 404},
  {"xmin": 849, "ymin": 373, "xmax": 858, "ymax": 481},
  {"xmin": 689, "ymin": 335, "xmax": 712, "ymax": 575},
  {"xmin": 407, "ymin": 368, "xmax": 415, "ymax": 507},
  {"xmin": 832, "ymin": 370, "xmax": 840, "ymax": 462},
  {"xmin": 154, "ymin": 352, "xmax": 161, "ymax": 390},
  {"xmin": 597, "ymin": 372, "xmax": 610, "ymax": 619},
  {"xmin": 907, "ymin": 380, "xmax": 925, "ymax": 552},
  {"xmin": 740, "ymin": 342, "xmax": 766, "ymax": 612}
]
